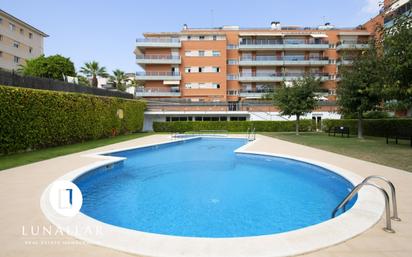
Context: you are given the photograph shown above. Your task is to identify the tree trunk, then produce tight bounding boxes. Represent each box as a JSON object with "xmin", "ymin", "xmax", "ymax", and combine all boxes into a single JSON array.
[
  {"xmin": 296, "ymin": 115, "xmax": 300, "ymax": 135},
  {"xmin": 92, "ymin": 75, "xmax": 98, "ymax": 87},
  {"xmin": 357, "ymin": 112, "xmax": 363, "ymax": 139}
]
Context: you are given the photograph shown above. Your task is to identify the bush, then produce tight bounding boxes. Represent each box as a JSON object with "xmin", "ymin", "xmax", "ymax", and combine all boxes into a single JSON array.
[
  {"xmin": 153, "ymin": 120, "xmax": 313, "ymax": 133},
  {"xmin": 0, "ymin": 85, "xmax": 146, "ymax": 154},
  {"xmin": 343, "ymin": 111, "xmax": 391, "ymax": 119},
  {"xmin": 322, "ymin": 119, "xmax": 412, "ymax": 137}
]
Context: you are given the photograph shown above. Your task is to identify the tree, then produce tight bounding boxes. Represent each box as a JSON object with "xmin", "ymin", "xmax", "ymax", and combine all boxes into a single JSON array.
[
  {"xmin": 19, "ymin": 54, "xmax": 76, "ymax": 80},
  {"xmin": 109, "ymin": 69, "xmax": 128, "ymax": 91},
  {"xmin": 77, "ymin": 75, "xmax": 90, "ymax": 87},
  {"xmin": 337, "ymin": 42, "xmax": 383, "ymax": 139},
  {"xmin": 270, "ymin": 75, "xmax": 321, "ymax": 135},
  {"xmin": 80, "ymin": 61, "xmax": 108, "ymax": 87},
  {"xmin": 381, "ymin": 15, "xmax": 412, "ymax": 112}
]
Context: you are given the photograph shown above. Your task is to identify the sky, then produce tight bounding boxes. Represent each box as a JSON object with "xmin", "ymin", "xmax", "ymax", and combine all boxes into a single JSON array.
[{"xmin": 0, "ymin": 0, "xmax": 381, "ymax": 74}]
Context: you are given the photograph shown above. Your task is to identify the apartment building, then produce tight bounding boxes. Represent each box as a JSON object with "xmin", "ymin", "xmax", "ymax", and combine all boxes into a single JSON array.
[
  {"xmin": 134, "ymin": 22, "xmax": 371, "ymax": 130},
  {"xmin": 383, "ymin": 0, "xmax": 411, "ymax": 27},
  {"xmin": 0, "ymin": 9, "xmax": 48, "ymax": 71}
]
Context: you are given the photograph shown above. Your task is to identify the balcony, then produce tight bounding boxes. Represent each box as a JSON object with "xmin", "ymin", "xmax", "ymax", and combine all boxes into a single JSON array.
[
  {"xmin": 135, "ymin": 88, "xmax": 181, "ymax": 97},
  {"xmin": 337, "ymin": 58, "xmax": 354, "ymax": 65},
  {"xmin": 136, "ymin": 55, "xmax": 181, "ymax": 65},
  {"xmin": 238, "ymin": 39, "xmax": 329, "ymax": 51},
  {"xmin": 336, "ymin": 40, "xmax": 369, "ymax": 51},
  {"xmin": 135, "ymin": 38, "xmax": 181, "ymax": 48},
  {"xmin": 239, "ymin": 89, "xmax": 274, "ymax": 98},
  {"xmin": 239, "ymin": 56, "xmax": 329, "ymax": 66},
  {"xmin": 135, "ymin": 71, "xmax": 181, "ymax": 81},
  {"xmin": 238, "ymin": 72, "xmax": 330, "ymax": 82}
]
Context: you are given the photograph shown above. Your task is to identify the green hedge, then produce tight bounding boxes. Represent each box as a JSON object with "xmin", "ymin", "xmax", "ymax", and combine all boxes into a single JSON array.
[
  {"xmin": 153, "ymin": 120, "xmax": 313, "ymax": 133},
  {"xmin": 0, "ymin": 85, "xmax": 146, "ymax": 154},
  {"xmin": 322, "ymin": 119, "xmax": 412, "ymax": 137}
]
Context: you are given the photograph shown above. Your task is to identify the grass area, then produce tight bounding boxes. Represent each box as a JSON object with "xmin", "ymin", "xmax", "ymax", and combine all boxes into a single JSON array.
[
  {"xmin": 0, "ymin": 132, "xmax": 154, "ymax": 171},
  {"xmin": 262, "ymin": 132, "xmax": 412, "ymax": 172}
]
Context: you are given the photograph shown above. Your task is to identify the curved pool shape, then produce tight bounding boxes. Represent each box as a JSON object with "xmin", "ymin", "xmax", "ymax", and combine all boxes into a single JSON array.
[{"xmin": 74, "ymin": 138, "xmax": 355, "ymax": 238}]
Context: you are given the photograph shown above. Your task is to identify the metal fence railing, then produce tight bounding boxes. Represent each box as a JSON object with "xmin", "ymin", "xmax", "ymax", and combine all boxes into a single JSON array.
[{"xmin": 0, "ymin": 70, "xmax": 133, "ymax": 99}]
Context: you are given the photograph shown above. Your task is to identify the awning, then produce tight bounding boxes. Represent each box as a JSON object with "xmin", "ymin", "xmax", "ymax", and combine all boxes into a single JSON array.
[
  {"xmin": 163, "ymin": 80, "xmax": 180, "ymax": 85},
  {"xmin": 311, "ymin": 34, "xmax": 328, "ymax": 38}
]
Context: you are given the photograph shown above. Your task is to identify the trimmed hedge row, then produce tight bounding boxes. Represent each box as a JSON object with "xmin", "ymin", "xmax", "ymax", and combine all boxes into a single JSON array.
[
  {"xmin": 153, "ymin": 120, "xmax": 313, "ymax": 133},
  {"xmin": 322, "ymin": 119, "xmax": 412, "ymax": 137},
  {"xmin": 0, "ymin": 85, "xmax": 146, "ymax": 154}
]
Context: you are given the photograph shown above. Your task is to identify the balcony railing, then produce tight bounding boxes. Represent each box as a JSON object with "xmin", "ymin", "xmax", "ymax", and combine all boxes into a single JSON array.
[
  {"xmin": 135, "ymin": 87, "xmax": 181, "ymax": 97},
  {"xmin": 136, "ymin": 55, "xmax": 181, "ymax": 64},
  {"xmin": 336, "ymin": 40, "xmax": 369, "ymax": 51},
  {"xmin": 336, "ymin": 57, "xmax": 355, "ymax": 65},
  {"xmin": 136, "ymin": 38, "xmax": 181, "ymax": 48},
  {"xmin": 239, "ymin": 56, "xmax": 329, "ymax": 66},
  {"xmin": 136, "ymin": 38, "xmax": 180, "ymax": 43},
  {"xmin": 239, "ymin": 39, "xmax": 330, "ymax": 50},
  {"xmin": 239, "ymin": 89, "xmax": 274, "ymax": 98},
  {"xmin": 238, "ymin": 72, "xmax": 330, "ymax": 82},
  {"xmin": 135, "ymin": 71, "xmax": 181, "ymax": 80},
  {"xmin": 240, "ymin": 39, "xmax": 329, "ymax": 45}
]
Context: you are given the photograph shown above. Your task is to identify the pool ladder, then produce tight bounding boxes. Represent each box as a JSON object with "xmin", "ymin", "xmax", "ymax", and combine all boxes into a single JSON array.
[
  {"xmin": 246, "ymin": 127, "xmax": 256, "ymax": 141},
  {"xmin": 331, "ymin": 175, "xmax": 401, "ymax": 233}
]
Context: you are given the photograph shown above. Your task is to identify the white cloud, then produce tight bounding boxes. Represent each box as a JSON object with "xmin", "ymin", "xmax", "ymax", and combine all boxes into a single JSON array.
[{"xmin": 362, "ymin": 0, "xmax": 381, "ymax": 14}]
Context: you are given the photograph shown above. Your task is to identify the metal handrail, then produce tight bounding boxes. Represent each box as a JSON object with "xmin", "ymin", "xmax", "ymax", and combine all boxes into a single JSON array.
[
  {"xmin": 331, "ymin": 181, "xmax": 395, "ymax": 233},
  {"xmin": 362, "ymin": 176, "xmax": 400, "ymax": 221}
]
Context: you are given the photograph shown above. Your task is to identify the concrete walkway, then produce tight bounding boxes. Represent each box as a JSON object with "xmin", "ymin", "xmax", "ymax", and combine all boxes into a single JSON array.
[{"xmin": 0, "ymin": 134, "xmax": 411, "ymax": 257}]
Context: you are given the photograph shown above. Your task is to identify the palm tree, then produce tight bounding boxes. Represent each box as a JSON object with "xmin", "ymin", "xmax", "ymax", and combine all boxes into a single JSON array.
[
  {"xmin": 80, "ymin": 61, "xmax": 108, "ymax": 87},
  {"xmin": 110, "ymin": 69, "xmax": 128, "ymax": 91}
]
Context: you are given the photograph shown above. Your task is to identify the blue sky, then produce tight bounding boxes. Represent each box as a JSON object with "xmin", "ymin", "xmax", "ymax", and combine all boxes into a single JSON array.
[{"xmin": 1, "ymin": 0, "xmax": 381, "ymax": 73}]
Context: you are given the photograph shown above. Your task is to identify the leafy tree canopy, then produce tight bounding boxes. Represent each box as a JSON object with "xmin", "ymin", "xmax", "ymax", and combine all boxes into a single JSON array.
[{"xmin": 19, "ymin": 54, "xmax": 76, "ymax": 81}]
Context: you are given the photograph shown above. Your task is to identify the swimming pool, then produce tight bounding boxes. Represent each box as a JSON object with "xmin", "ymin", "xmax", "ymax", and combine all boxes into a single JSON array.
[{"xmin": 74, "ymin": 137, "xmax": 355, "ymax": 238}]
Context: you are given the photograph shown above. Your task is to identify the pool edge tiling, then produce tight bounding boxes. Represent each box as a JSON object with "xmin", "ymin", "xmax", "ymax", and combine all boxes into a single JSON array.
[{"xmin": 40, "ymin": 136, "xmax": 385, "ymax": 257}]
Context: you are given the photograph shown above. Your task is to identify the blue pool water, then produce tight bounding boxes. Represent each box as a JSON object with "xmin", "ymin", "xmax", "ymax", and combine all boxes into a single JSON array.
[{"xmin": 74, "ymin": 138, "xmax": 355, "ymax": 238}]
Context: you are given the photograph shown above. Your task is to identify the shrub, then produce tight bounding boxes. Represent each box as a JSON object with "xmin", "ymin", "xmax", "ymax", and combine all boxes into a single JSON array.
[
  {"xmin": 153, "ymin": 120, "xmax": 313, "ymax": 133},
  {"xmin": 0, "ymin": 85, "xmax": 146, "ymax": 154},
  {"xmin": 322, "ymin": 119, "xmax": 412, "ymax": 137}
]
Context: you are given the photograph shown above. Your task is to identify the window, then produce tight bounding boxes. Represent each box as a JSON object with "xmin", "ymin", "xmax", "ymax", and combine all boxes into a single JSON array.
[
  {"xmin": 227, "ymin": 44, "xmax": 238, "ymax": 49},
  {"xmin": 215, "ymin": 83, "xmax": 220, "ymax": 89},
  {"xmin": 13, "ymin": 41, "xmax": 19, "ymax": 48},
  {"xmin": 187, "ymin": 36, "xmax": 191, "ymax": 40},
  {"xmin": 213, "ymin": 35, "xmax": 217, "ymax": 40},
  {"xmin": 228, "ymin": 59, "xmax": 238, "ymax": 65},
  {"xmin": 198, "ymin": 67, "xmax": 203, "ymax": 72},
  {"xmin": 212, "ymin": 51, "xmax": 220, "ymax": 56},
  {"xmin": 29, "ymin": 33, "xmax": 33, "ymax": 39},
  {"xmin": 199, "ymin": 35, "xmax": 205, "ymax": 40},
  {"xmin": 199, "ymin": 50, "xmax": 205, "ymax": 56},
  {"xmin": 0, "ymin": 51, "xmax": 3, "ymax": 58},
  {"xmin": 14, "ymin": 56, "xmax": 19, "ymax": 63},
  {"xmin": 9, "ymin": 23, "xmax": 15, "ymax": 31},
  {"xmin": 0, "ymin": 34, "xmax": 3, "ymax": 41},
  {"xmin": 0, "ymin": 18, "xmax": 2, "ymax": 24},
  {"xmin": 20, "ymin": 28, "xmax": 24, "ymax": 35},
  {"xmin": 185, "ymin": 67, "xmax": 191, "ymax": 73},
  {"xmin": 29, "ymin": 47, "xmax": 33, "ymax": 54}
]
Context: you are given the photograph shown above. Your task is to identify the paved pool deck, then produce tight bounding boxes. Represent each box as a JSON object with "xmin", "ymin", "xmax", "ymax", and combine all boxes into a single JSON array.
[{"xmin": 0, "ymin": 134, "xmax": 411, "ymax": 257}]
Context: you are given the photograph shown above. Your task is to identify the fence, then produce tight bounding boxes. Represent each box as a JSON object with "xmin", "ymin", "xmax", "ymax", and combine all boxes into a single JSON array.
[{"xmin": 0, "ymin": 69, "xmax": 133, "ymax": 99}]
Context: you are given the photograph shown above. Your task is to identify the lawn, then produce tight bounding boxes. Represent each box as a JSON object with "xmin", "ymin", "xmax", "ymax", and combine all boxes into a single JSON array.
[
  {"xmin": 0, "ymin": 132, "xmax": 153, "ymax": 171},
  {"xmin": 262, "ymin": 132, "xmax": 412, "ymax": 172}
]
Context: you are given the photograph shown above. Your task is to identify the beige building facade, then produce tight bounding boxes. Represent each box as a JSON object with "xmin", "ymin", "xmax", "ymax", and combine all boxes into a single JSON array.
[{"xmin": 0, "ymin": 9, "xmax": 48, "ymax": 71}]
